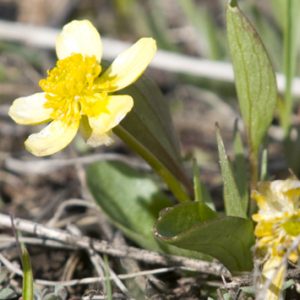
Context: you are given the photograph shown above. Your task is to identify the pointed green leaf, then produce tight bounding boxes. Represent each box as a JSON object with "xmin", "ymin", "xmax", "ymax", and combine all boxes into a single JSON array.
[
  {"xmin": 114, "ymin": 76, "xmax": 192, "ymax": 202},
  {"xmin": 193, "ymin": 160, "xmax": 203, "ymax": 203},
  {"xmin": 193, "ymin": 160, "xmax": 215, "ymax": 210},
  {"xmin": 233, "ymin": 123, "xmax": 249, "ymax": 213},
  {"xmin": 216, "ymin": 127, "xmax": 246, "ymax": 218},
  {"xmin": 226, "ymin": 1, "xmax": 277, "ymax": 154},
  {"xmin": 155, "ymin": 202, "xmax": 254, "ymax": 272},
  {"xmin": 21, "ymin": 244, "xmax": 33, "ymax": 300}
]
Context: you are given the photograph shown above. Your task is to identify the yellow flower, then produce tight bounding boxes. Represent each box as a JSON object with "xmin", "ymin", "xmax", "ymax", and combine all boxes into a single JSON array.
[
  {"xmin": 260, "ymin": 255, "xmax": 286, "ymax": 300},
  {"xmin": 252, "ymin": 179, "xmax": 300, "ymax": 299},
  {"xmin": 9, "ymin": 20, "xmax": 157, "ymax": 156}
]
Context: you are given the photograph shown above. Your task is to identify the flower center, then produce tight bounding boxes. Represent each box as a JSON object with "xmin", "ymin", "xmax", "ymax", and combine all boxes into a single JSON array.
[
  {"xmin": 39, "ymin": 54, "xmax": 105, "ymax": 122},
  {"xmin": 282, "ymin": 216, "xmax": 300, "ymax": 236}
]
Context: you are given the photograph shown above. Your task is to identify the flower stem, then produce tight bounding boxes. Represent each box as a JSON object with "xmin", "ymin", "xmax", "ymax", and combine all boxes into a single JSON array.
[{"xmin": 282, "ymin": 0, "xmax": 295, "ymax": 133}]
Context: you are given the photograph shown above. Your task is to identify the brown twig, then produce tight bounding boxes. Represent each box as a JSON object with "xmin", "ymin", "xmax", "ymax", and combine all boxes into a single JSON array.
[
  {"xmin": 0, "ymin": 251, "xmax": 180, "ymax": 288},
  {"xmin": 5, "ymin": 154, "xmax": 149, "ymax": 175},
  {"xmin": 0, "ymin": 212, "xmax": 230, "ymax": 277}
]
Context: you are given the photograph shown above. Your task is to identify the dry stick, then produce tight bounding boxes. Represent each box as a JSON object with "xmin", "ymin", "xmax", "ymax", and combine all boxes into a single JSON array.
[
  {"xmin": 88, "ymin": 248, "xmax": 128, "ymax": 295},
  {"xmin": 0, "ymin": 20, "xmax": 299, "ymax": 97},
  {"xmin": 0, "ymin": 213, "xmax": 229, "ymax": 277},
  {"xmin": 46, "ymin": 198, "xmax": 97, "ymax": 227},
  {"xmin": 0, "ymin": 236, "xmax": 76, "ymax": 250},
  {"xmin": 0, "ymin": 235, "xmax": 126, "ymax": 293},
  {"xmin": 2, "ymin": 232, "xmax": 298, "ymax": 291},
  {"xmin": 36, "ymin": 267, "xmax": 178, "ymax": 287},
  {"xmin": 0, "ymin": 250, "xmax": 178, "ymax": 287},
  {"xmin": 69, "ymin": 223, "xmax": 129, "ymax": 295},
  {"xmin": 0, "ymin": 252, "xmax": 23, "ymax": 276},
  {"xmin": 5, "ymin": 154, "xmax": 149, "ymax": 175}
]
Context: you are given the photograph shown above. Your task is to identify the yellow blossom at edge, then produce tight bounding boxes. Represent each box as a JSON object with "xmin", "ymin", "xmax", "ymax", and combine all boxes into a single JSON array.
[{"xmin": 252, "ymin": 179, "xmax": 300, "ymax": 300}]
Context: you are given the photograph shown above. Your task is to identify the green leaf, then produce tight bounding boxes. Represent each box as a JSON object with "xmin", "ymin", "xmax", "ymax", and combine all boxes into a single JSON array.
[
  {"xmin": 87, "ymin": 160, "xmax": 172, "ymax": 251},
  {"xmin": 21, "ymin": 244, "xmax": 33, "ymax": 300},
  {"xmin": 114, "ymin": 76, "xmax": 192, "ymax": 202},
  {"xmin": 193, "ymin": 160, "xmax": 215, "ymax": 210},
  {"xmin": 87, "ymin": 161, "xmax": 209, "ymax": 259},
  {"xmin": 103, "ymin": 256, "xmax": 112, "ymax": 300},
  {"xmin": 216, "ymin": 126, "xmax": 246, "ymax": 218},
  {"xmin": 155, "ymin": 202, "xmax": 254, "ymax": 272},
  {"xmin": 233, "ymin": 122, "xmax": 249, "ymax": 213},
  {"xmin": 226, "ymin": 1, "xmax": 277, "ymax": 155},
  {"xmin": 193, "ymin": 160, "xmax": 202, "ymax": 203}
]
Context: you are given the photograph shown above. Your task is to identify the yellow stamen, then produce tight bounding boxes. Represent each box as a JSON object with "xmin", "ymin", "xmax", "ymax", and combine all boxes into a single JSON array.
[{"xmin": 39, "ymin": 54, "xmax": 107, "ymax": 122}]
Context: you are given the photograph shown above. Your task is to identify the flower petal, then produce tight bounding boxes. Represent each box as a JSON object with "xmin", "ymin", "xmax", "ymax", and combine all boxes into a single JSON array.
[
  {"xmin": 254, "ymin": 179, "xmax": 300, "ymax": 218},
  {"xmin": 56, "ymin": 20, "xmax": 102, "ymax": 62},
  {"xmin": 261, "ymin": 256, "xmax": 286, "ymax": 300},
  {"xmin": 8, "ymin": 93, "xmax": 52, "ymax": 125},
  {"xmin": 97, "ymin": 38, "xmax": 156, "ymax": 91},
  {"xmin": 25, "ymin": 119, "xmax": 79, "ymax": 156},
  {"xmin": 86, "ymin": 95, "xmax": 133, "ymax": 146},
  {"xmin": 86, "ymin": 132, "xmax": 113, "ymax": 147}
]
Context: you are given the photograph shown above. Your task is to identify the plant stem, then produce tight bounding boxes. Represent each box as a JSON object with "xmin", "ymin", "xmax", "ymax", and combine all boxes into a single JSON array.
[
  {"xmin": 248, "ymin": 147, "xmax": 258, "ymax": 216},
  {"xmin": 282, "ymin": 0, "xmax": 295, "ymax": 133}
]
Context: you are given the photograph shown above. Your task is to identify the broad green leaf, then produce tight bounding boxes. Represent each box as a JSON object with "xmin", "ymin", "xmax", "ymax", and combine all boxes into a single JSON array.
[
  {"xmin": 216, "ymin": 127, "xmax": 246, "ymax": 218},
  {"xmin": 21, "ymin": 244, "xmax": 33, "ymax": 300},
  {"xmin": 87, "ymin": 160, "xmax": 172, "ymax": 251},
  {"xmin": 155, "ymin": 202, "xmax": 254, "ymax": 272},
  {"xmin": 87, "ymin": 161, "xmax": 209, "ymax": 259},
  {"xmin": 248, "ymin": 4, "xmax": 282, "ymax": 71},
  {"xmin": 226, "ymin": 1, "xmax": 277, "ymax": 155},
  {"xmin": 114, "ymin": 76, "xmax": 191, "ymax": 202},
  {"xmin": 233, "ymin": 123, "xmax": 249, "ymax": 213}
]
